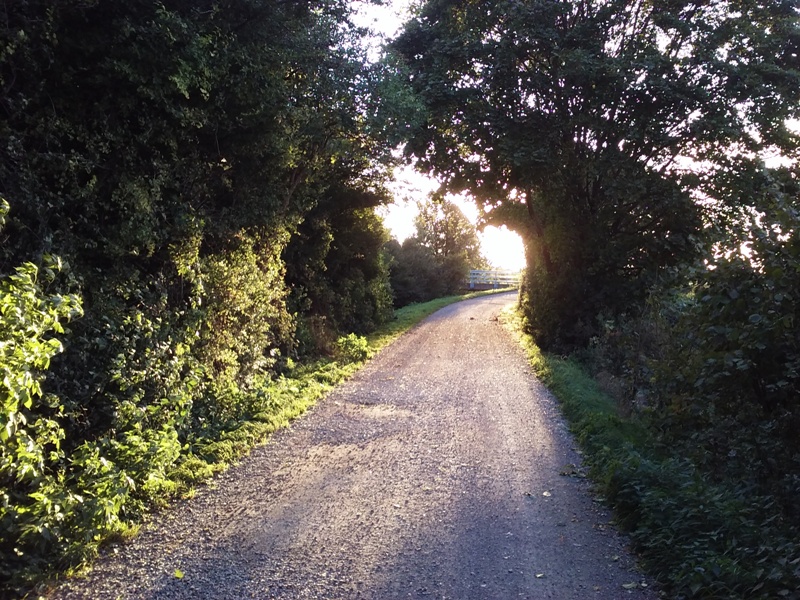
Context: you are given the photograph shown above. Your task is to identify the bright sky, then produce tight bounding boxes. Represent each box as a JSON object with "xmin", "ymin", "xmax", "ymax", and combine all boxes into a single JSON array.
[
  {"xmin": 378, "ymin": 164, "xmax": 528, "ymax": 271},
  {"xmin": 353, "ymin": 1, "xmax": 527, "ymax": 272}
]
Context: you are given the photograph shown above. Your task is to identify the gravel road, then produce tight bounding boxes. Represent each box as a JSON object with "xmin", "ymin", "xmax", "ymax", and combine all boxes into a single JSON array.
[{"xmin": 51, "ymin": 292, "xmax": 656, "ymax": 600}]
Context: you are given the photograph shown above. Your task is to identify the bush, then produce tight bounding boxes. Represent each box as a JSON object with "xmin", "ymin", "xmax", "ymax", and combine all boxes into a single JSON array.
[
  {"xmin": 0, "ymin": 203, "xmax": 86, "ymax": 589},
  {"xmin": 335, "ymin": 333, "xmax": 372, "ymax": 363},
  {"xmin": 648, "ymin": 174, "xmax": 800, "ymax": 514},
  {"xmin": 508, "ymin": 305, "xmax": 800, "ymax": 599}
]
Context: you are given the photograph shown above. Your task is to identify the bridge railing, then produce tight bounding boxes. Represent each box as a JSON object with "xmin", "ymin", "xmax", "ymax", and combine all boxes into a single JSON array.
[{"xmin": 467, "ymin": 269, "xmax": 522, "ymax": 289}]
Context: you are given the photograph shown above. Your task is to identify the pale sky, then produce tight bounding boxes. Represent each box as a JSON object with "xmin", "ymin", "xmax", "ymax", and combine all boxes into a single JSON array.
[
  {"xmin": 354, "ymin": 1, "xmax": 527, "ymax": 272},
  {"xmin": 378, "ymin": 164, "xmax": 528, "ymax": 271}
]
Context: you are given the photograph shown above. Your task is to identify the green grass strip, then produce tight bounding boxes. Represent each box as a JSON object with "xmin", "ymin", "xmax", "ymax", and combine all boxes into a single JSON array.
[{"xmin": 500, "ymin": 306, "xmax": 650, "ymax": 484}]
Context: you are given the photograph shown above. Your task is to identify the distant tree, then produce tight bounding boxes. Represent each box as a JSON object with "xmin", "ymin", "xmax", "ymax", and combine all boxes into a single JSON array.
[
  {"xmin": 387, "ymin": 198, "xmax": 487, "ymax": 306},
  {"xmin": 415, "ymin": 197, "xmax": 487, "ymax": 293},
  {"xmin": 415, "ymin": 199, "xmax": 485, "ymax": 265}
]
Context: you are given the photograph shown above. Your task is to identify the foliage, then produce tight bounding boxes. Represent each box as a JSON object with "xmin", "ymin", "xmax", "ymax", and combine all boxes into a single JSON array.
[
  {"xmin": 646, "ymin": 167, "xmax": 800, "ymax": 523},
  {"xmin": 385, "ymin": 197, "xmax": 487, "ymax": 306},
  {"xmin": 506, "ymin": 306, "xmax": 800, "ymax": 599},
  {"xmin": 0, "ymin": 219, "xmax": 85, "ymax": 587},
  {"xmin": 395, "ymin": 0, "xmax": 800, "ymax": 350},
  {"xmin": 414, "ymin": 198, "xmax": 484, "ymax": 267},
  {"xmin": 194, "ymin": 227, "xmax": 295, "ymax": 428},
  {"xmin": 335, "ymin": 333, "xmax": 372, "ymax": 364},
  {"xmin": 546, "ymin": 170, "xmax": 800, "ymax": 598},
  {"xmin": 384, "ymin": 238, "xmax": 445, "ymax": 306},
  {"xmin": 0, "ymin": 0, "xmax": 406, "ymax": 595},
  {"xmin": 574, "ymin": 166, "xmax": 800, "ymax": 544},
  {"xmin": 284, "ymin": 188, "xmax": 394, "ymax": 349}
]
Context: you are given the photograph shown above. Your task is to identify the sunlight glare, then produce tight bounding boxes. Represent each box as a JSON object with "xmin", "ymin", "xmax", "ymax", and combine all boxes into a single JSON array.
[
  {"xmin": 480, "ymin": 226, "xmax": 526, "ymax": 272},
  {"xmin": 380, "ymin": 165, "xmax": 526, "ymax": 272},
  {"xmin": 360, "ymin": 1, "xmax": 527, "ymax": 273}
]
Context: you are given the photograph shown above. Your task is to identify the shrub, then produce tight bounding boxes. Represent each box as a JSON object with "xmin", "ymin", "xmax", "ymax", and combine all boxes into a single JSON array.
[
  {"xmin": 335, "ymin": 333, "xmax": 372, "ymax": 363},
  {"xmin": 0, "ymin": 200, "xmax": 85, "ymax": 588},
  {"xmin": 508, "ymin": 304, "xmax": 800, "ymax": 599}
]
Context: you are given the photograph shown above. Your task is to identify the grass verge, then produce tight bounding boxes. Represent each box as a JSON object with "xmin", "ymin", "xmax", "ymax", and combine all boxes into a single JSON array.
[{"xmin": 502, "ymin": 307, "xmax": 800, "ymax": 600}]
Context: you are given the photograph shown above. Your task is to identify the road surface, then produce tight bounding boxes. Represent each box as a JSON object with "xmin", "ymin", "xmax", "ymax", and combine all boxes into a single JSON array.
[{"xmin": 52, "ymin": 292, "xmax": 655, "ymax": 599}]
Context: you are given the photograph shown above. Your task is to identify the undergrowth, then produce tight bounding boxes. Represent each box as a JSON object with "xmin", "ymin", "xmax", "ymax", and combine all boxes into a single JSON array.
[{"xmin": 503, "ymin": 307, "xmax": 800, "ymax": 600}]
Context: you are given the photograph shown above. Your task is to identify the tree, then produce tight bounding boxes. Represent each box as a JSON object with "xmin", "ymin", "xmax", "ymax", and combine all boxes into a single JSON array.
[
  {"xmin": 0, "ymin": 0, "xmax": 396, "ymax": 431},
  {"xmin": 384, "ymin": 238, "xmax": 444, "ymax": 306},
  {"xmin": 414, "ymin": 197, "xmax": 487, "ymax": 293},
  {"xmin": 415, "ymin": 198, "xmax": 484, "ymax": 263},
  {"xmin": 0, "ymin": 1, "xmax": 399, "ymax": 590},
  {"xmin": 386, "ymin": 197, "xmax": 486, "ymax": 305},
  {"xmin": 394, "ymin": 0, "xmax": 800, "ymax": 349},
  {"xmin": 284, "ymin": 185, "xmax": 394, "ymax": 352}
]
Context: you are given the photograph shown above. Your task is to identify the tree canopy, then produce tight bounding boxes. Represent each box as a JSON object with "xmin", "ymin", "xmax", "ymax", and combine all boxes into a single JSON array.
[
  {"xmin": 394, "ymin": 0, "xmax": 800, "ymax": 348},
  {"xmin": 0, "ymin": 1, "xmax": 409, "ymax": 592}
]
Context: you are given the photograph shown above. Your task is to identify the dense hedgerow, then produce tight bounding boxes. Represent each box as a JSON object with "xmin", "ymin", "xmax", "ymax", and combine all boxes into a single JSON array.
[{"xmin": 0, "ymin": 1, "xmax": 408, "ymax": 595}]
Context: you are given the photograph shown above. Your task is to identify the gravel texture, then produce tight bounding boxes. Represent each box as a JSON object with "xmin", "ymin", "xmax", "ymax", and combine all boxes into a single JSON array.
[{"xmin": 50, "ymin": 292, "xmax": 657, "ymax": 599}]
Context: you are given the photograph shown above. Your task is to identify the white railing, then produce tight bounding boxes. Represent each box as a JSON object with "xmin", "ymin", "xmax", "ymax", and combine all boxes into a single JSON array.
[{"xmin": 467, "ymin": 269, "xmax": 522, "ymax": 289}]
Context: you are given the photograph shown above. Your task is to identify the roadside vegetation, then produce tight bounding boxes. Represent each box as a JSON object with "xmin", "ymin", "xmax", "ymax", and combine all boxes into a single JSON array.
[
  {"xmin": 0, "ymin": 2, "xmax": 493, "ymax": 596},
  {"xmin": 506, "ymin": 302, "xmax": 800, "ymax": 600}
]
